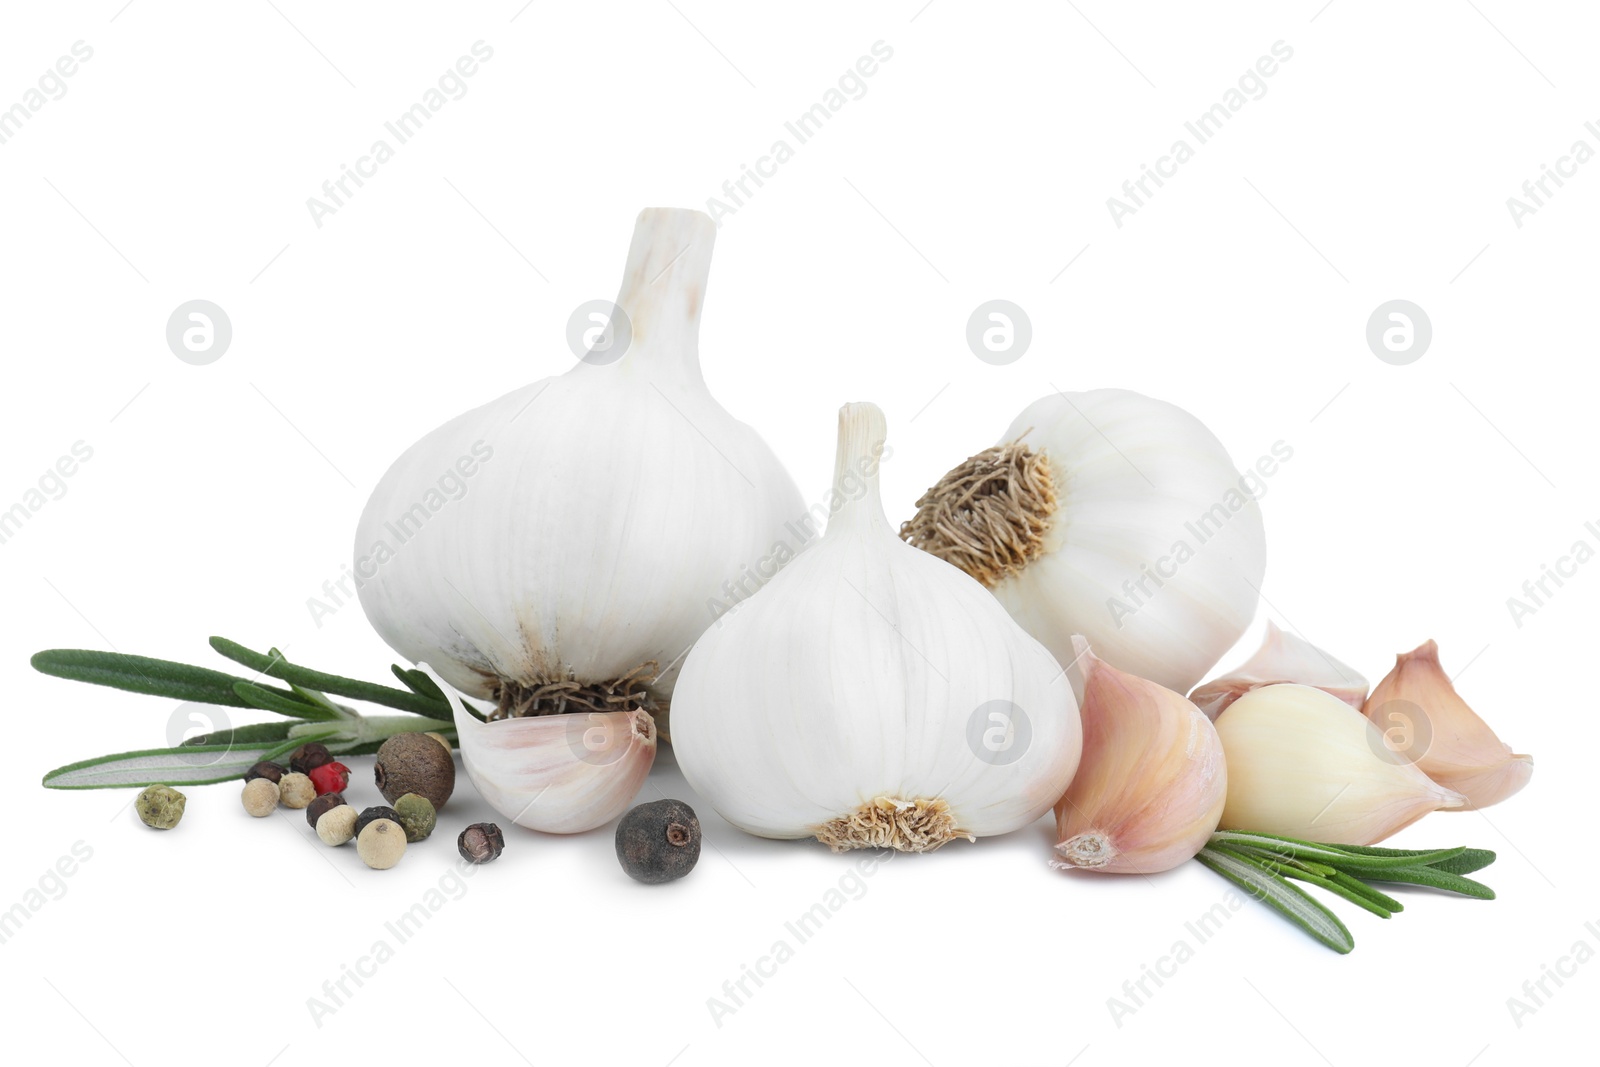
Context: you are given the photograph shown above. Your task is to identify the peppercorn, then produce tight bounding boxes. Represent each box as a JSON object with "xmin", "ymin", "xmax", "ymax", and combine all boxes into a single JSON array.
[
  {"xmin": 308, "ymin": 761, "xmax": 350, "ymax": 796},
  {"xmin": 136, "ymin": 785, "xmax": 187, "ymax": 830},
  {"xmin": 278, "ymin": 772, "xmax": 316, "ymax": 809},
  {"xmin": 392, "ymin": 793, "xmax": 437, "ymax": 843},
  {"xmin": 305, "ymin": 791, "xmax": 347, "ymax": 829},
  {"xmin": 288, "ymin": 742, "xmax": 333, "ymax": 775},
  {"xmin": 356, "ymin": 805, "xmax": 402, "ymax": 837},
  {"xmin": 458, "ymin": 823, "xmax": 505, "ymax": 864},
  {"xmin": 316, "ymin": 805, "xmax": 358, "ymax": 846},
  {"xmin": 244, "ymin": 760, "xmax": 286, "ymax": 784},
  {"xmin": 357, "ymin": 819, "xmax": 406, "ymax": 869},
  {"xmin": 615, "ymin": 799, "xmax": 700, "ymax": 884},
  {"xmin": 242, "ymin": 778, "xmax": 279, "ymax": 817},
  {"xmin": 374, "ymin": 733, "xmax": 455, "ymax": 809}
]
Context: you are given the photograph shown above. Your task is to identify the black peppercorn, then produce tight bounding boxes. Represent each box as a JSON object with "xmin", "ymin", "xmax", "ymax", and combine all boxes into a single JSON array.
[
  {"xmin": 305, "ymin": 792, "xmax": 347, "ymax": 829},
  {"xmin": 356, "ymin": 806, "xmax": 402, "ymax": 837},
  {"xmin": 458, "ymin": 822, "xmax": 505, "ymax": 864},
  {"xmin": 289, "ymin": 742, "xmax": 333, "ymax": 775},
  {"xmin": 615, "ymin": 799, "xmax": 700, "ymax": 884},
  {"xmin": 244, "ymin": 760, "xmax": 286, "ymax": 784}
]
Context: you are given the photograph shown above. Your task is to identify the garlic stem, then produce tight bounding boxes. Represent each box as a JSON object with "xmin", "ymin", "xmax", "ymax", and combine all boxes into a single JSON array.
[{"xmin": 828, "ymin": 402, "xmax": 891, "ymax": 536}]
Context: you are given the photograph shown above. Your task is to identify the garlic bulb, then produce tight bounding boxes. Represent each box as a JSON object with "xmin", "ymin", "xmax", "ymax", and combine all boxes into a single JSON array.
[
  {"xmin": 1053, "ymin": 637, "xmax": 1226, "ymax": 874},
  {"xmin": 355, "ymin": 208, "xmax": 805, "ymax": 719},
  {"xmin": 1215, "ymin": 683, "xmax": 1465, "ymax": 845},
  {"xmin": 671, "ymin": 403, "xmax": 1082, "ymax": 852},
  {"xmin": 430, "ymin": 665, "xmax": 656, "ymax": 834},
  {"xmin": 901, "ymin": 389, "xmax": 1267, "ymax": 695},
  {"xmin": 1189, "ymin": 621, "xmax": 1366, "ymax": 720},
  {"xmin": 1364, "ymin": 641, "xmax": 1532, "ymax": 810}
]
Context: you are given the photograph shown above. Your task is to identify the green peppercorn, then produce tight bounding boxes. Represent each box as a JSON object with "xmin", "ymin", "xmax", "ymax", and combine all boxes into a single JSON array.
[
  {"xmin": 136, "ymin": 785, "xmax": 186, "ymax": 830},
  {"xmin": 392, "ymin": 793, "xmax": 436, "ymax": 843},
  {"xmin": 615, "ymin": 799, "xmax": 700, "ymax": 884}
]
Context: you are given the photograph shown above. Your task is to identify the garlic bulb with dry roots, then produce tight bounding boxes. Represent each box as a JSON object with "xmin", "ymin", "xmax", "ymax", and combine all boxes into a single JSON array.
[
  {"xmin": 430, "ymin": 666, "xmax": 656, "ymax": 834},
  {"xmin": 1216, "ymin": 683, "xmax": 1465, "ymax": 845},
  {"xmin": 355, "ymin": 208, "xmax": 805, "ymax": 726},
  {"xmin": 901, "ymin": 389, "xmax": 1267, "ymax": 695},
  {"xmin": 1053, "ymin": 637, "xmax": 1226, "ymax": 874},
  {"xmin": 671, "ymin": 403, "xmax": 1082, "ymax": 852},
  {"xmin": 1189, "ymin": 621, "xmax": 1367, "ymax": 720},
  {"xmin": 1364, "ymin": 640, "xmax": 1532, "ymax": 810}
]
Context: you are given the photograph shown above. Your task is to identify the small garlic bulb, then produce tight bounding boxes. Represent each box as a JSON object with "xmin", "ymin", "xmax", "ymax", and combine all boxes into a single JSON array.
[
  {"xmin": 1053, "ymin": 638, "xmax": 1226, "ymax": 874},
  {"xmin": 1363, "ymin": 641, "xmax": 1532, "ymax": 810},
  {"xmin": 1189, "ymin": 621, "xmax": 1367, "ymax": 720},
  {"xmin": 902, "ymin": 389, "xmax": 1267, "ymax": 695},
  {"xmin": 432, "ymin": 666, "xmax": 657, "ymax": 834},
  {"xmin": 671, "ymin": 403, "xmax": 1082, "ymax": 852},
  {"xmin": 356, "ymin": 208, "xmax": 804, "ymax": 717},
  {"xmin": 1215, "ymin": 683, "xmax": 1465, "ymax": 845}
]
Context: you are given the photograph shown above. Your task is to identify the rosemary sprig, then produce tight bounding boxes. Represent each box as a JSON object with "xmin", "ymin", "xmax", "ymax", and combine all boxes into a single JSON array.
[
  {"xmin": 35, "ymin": 638, "xmax": 471, "ymax": 790},
  {"xmin": 1195, "ymin": 830, "xmax": 1498, "ymax": 953}
]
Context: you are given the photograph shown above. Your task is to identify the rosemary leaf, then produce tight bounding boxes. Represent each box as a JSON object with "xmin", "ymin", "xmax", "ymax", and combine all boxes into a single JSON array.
[
  {"xmin": 1195, "ymin": 845, "xmax": 1355, "ymax": 954},
  {"xmin": 232, "ymin": 682, "xmax": 342, "ymax": 721},
  {"xmin": 209, "ymin": 637, "xmax": 445, "ymax": 717},
  {"xmin": 1211, "ymin": 831, "xmax": 1464, "ymax": 872},
  {"xmin": 1360, "ymin": 865, "xmax": 1497, "ymax": 900},
  {"xmin": 41, "ymin": 731, "xmax": 334, "ymax": 789},
  {"xmin": 1275, "ymin": 867, "xmax": 1393, "ymax": 919},
  {"xmin": 1336, "ymin": 843, "xmax": 1498, "ymax": 877},
  {"xmin": 32, "ymin": 649, "xmax": 302, "ymax": 710}
]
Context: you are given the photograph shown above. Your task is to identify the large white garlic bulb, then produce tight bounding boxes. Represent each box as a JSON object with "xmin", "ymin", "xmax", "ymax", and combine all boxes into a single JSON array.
[
  {"xmin": 356, "ymin": 208, "xmax": 805, "ymax": 714},
  {"xmin": 671, "ymin": 403, "xmax": 1082, "ymax": 852},
  {"xmin": 902, "ymin": 389, "xmax": 1267, "ymax": 694}
]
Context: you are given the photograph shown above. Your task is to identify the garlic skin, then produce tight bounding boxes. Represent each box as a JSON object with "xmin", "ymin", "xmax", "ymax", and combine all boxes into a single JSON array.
[
  {"xmin": 1215, "ymin": 683, "xmax": 1465, "ymax": 845},
  {"xmin": 1053, "ymin": 637, "xmax": 1226, "ymax": 874},
  {"xmin": 355, "ymin": 208, "xmax": 804, "ymax": 712},
  {"xmin": 1363, "ymin": 641, "xmax": 1532, "ymax": 810},
  {"xmin": 671, "ymin": 403, "xmax": 1082, "ymax": 852},
  {"xmin": 1189, "ymin": 621, "xmax": 1367, "ymax": 720},
  {"xmin": 434, "ymin": 667, "xmax": 656, "ymax": 834},
  {"xmin": 902, "ymin": 389, "xmax": 1267, "ymax": 695}
]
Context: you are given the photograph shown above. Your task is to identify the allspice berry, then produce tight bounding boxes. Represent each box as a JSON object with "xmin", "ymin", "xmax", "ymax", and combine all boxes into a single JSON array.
[
  {"xmin": 136, "ymin": 785, "xmax": 186, "ymax": 830},
  {"xmin": 615, "ymin": 799, "xmax": 700, "ymax": 884},
  {"xmin": 305, "ymin": 791, "xmax": 347, "ymax": 829},
  {"xmin": 316, "ymin": 805, "xmax": 358, "ymax": 846},
  {"xmin": 374, "ymin": 733, "xmax": 455, "ymax": 809},
  {"xmin": 288, "ymin": 742, "xmax": 333, "ymax": 775},
  {"xmin": 356, "ymin": 806, "xmax": 402, "ymax": 837},
  {"xmin": 392, "ymin": 793, "xmax": 437, "ymax": 843},
  {"xmin": 458, "ymin": 823, "xmax": 505, "ymax": 864},
  {"xmin": 278, "ymin": 772, "xmax": 316, "ymax": 809},
  {"xmin": 357, "ymin": 819, "xmax": 406, "ymax": 869},
  {"xmin": 244, "ymin": 761, "xmax": 286, "ymax": 784},
  {"xmin": 242, "ymin": 778, "xmax": 279, "ymax": 817}
]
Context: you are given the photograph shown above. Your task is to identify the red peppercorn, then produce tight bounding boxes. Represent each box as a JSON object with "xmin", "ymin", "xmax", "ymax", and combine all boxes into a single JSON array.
[{"xmin": 308, "ymin": 761, "xmax": 350, "ymax": 796}]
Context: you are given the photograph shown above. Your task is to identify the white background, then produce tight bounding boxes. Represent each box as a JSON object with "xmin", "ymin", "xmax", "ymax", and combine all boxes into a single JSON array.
[{"xmin": 1, "ymin": 2, "xmax": 1591, "ymax": 1064}]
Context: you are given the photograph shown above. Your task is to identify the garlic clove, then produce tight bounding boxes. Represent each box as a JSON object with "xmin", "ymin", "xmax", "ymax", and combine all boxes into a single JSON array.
[
  {"xmin": 429, "ymin": 665, "xmax": 656, "ymax": 834},
  {"xmin": 1215, "ymin": 683, "xmax": 1464, "ymax": 845},
  {"xmin": 1052, "ymin": 637, "xmax": 1226, "ymax": 874},
  {"xmin": 1363, "ymin": 640, "xmax": 1532, "ymax": 810},
  {"xmin": 1188, "ymin": 621, "xmax": 1367, "ymax": 720}
]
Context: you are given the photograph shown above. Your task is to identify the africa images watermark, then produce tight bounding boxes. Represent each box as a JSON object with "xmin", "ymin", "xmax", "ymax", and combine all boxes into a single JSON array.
[
  {"xmin": 306, "ymin": 440, "xmax": 493, "ymax": 627},
  {"xmin": 0, "ymin": 841, "xmax": 94, "ymax": 947},
  {"xmin": 706, "ymin": 850, "xmax": 895, "ymax": 1028},
  {"xmin": 0, "ymin": 441, "xmax": 94, "ymax": 548},
  {"xmin": 1505, "ymin": 917, "xmax": 1600, "ymax": 1029},
  {"xmin": 705, "ymin": 439, "xmax": 893, "ymax": 622},
  {"xmin": 704, "ymin": 40, "xmax": 894, "ymax": 226},
  {"xmin": 1504, "ymin": 519, "xmax": 1600, "ymax": 629},
  {"xmin": 0, "ymin": 40, "xmax": 94, "ymax": 148},
  {"xmin": 1505, "ymin": 119, "xmax": 1600, "ymax": 229},
  {"xmin": 1106, "ymin": 40, "xmax": 1294, "ymax": 228},
  {"xmin": 1107, "ymin": 886, "xmax": 1247, "ymax": 1027},
  {"xmin": 305, "ymin": 41, "xmax": 495, "ymax": 229},
  {"xmin": 1107, "ymin": 441, "xmax": 1293, "ymax": 629}
]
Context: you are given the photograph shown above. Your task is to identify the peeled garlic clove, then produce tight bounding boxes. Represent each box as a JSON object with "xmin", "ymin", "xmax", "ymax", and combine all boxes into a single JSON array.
[
  {"xmin": 433, "ymin": 666, "xmax": 656, "ymax": 834},
  {"xmin": 901, "ymin": 389, "xmax": 1267, "ymax": 695},
  {"xmin": 1363, "ymin": 640, "xmax": 1532, "ymax": 810},
  {"xmin": 1052, "ymin": 637, "xmax": 1226, "ymax": 874},
  {"xmin": 1215, "ymin": 683, "xmax": 1464, "ymax": 845},
  {"xmin": 1188, "ymin": 621, "xmax": 1367, "ymax": 720}
]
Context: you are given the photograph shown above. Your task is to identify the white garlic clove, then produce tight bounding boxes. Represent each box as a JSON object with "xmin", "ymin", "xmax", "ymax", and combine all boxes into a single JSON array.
[
  {"xmin": 1052, "ymin": 637, "xmax": 1226, "ymax": 875},
  {"xmin": 1188, "ymin": 621, "xmax": 1367, "ymax": 720},
  {"xmin": 1363, "ymin": 640, "xmax": 1532, "ymax": 810},
  {"xmin": 430, "ymin": 665, "xmax": 656, "ymax": 834},
  {"xmin": 1215, "ymin": 683, "xmax": 1464, "ymax": 845}
]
